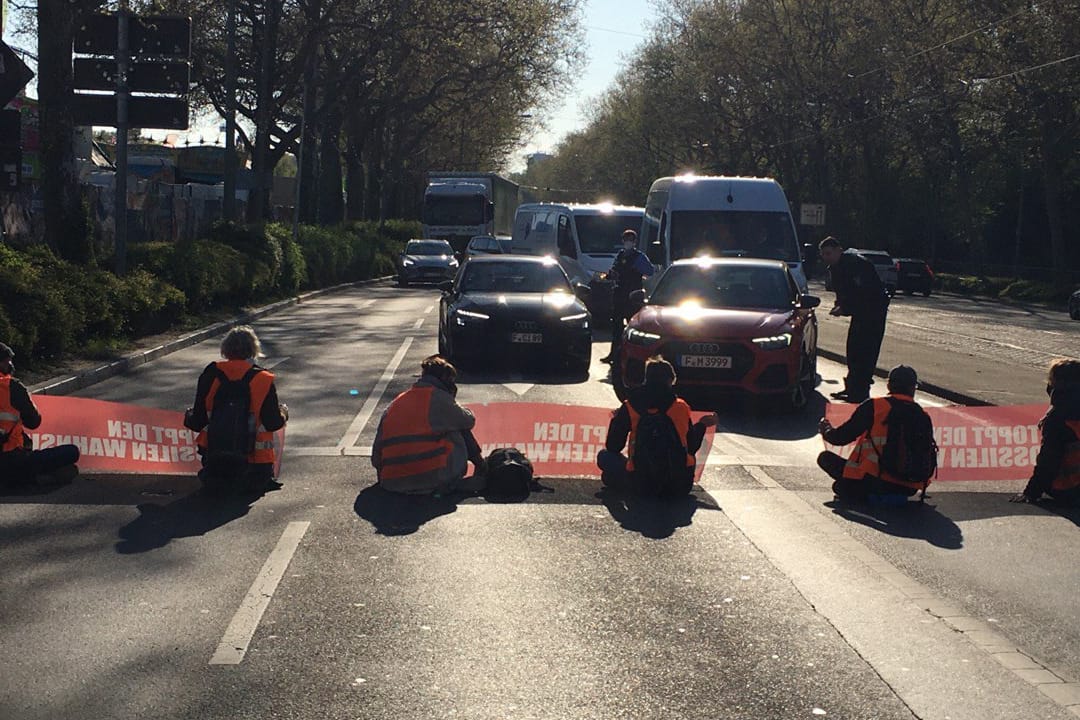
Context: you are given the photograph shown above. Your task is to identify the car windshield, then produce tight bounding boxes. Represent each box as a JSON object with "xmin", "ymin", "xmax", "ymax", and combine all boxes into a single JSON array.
[
  {"xmin": 573, "ymin": 213, "xmax": 643, "ymax": 254},
  {"xmin": 859, "ymin": 252, "xmax": 894, "ymax": 266},
  {"xmin": 406, "ymin": 241, "xmax": 452, "ymax": 256},
  {"xmin": 898, "ymin": 260, "xmax": 924, "ymax": 271},
  {"xmin": 460, "ymin": 261, "xmax": 571, "ymax": 294},
  {"xmin": 669, "ymin": 211, "xmax": 798, "ymax": 262},
  {"xmin": 650, "ymin": 264, "xmax": 794, "ymax": 309}
]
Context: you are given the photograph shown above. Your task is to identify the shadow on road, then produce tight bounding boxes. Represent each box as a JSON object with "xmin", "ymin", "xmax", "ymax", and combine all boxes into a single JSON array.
[
  {"xmin": 598, "ymin": 486, "xmax": 720, "ymax": 540},
  {"xmin": 353, "ymin": 483, "xmax": 461, "ymax": 536},
  {"xmin": 825, "ymin": 499, "xmax": 964, "ymax": 549},
  {"xmin": 115, "ymin": 485, "xmax": 276, "ymax": 554},
  {"xmin": 926, "ymin": 491, "xmax": 1080, "ymax": 529}
]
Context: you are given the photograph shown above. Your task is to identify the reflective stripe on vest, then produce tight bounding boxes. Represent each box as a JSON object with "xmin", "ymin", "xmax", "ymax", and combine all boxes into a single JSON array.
[
  {"xmin": 0, "ymin": 375, "xmax": 26, "ymax": 453},
  {"xmin": 624, "ymin": 399, "xmax": 694, "ymax": 472},
  {"xmin": 377, "ymin": 386, "xmax": 453, "ymax": 481},
  {"xmin": 1052, "ymin": 419, "xmax": 1080, "ymax": 493},
  {"xmin": 195, "ymin": 360, "xmax": 277, "ymax": 463},
  {"xmin": 842, "ymin": 395, "xmax": 926, "ymax": 490}
]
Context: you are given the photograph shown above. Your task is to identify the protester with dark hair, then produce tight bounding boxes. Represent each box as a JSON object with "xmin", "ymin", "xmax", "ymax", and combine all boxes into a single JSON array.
[
  {"xmin": 1011, "ymin": 358, "xmax": 1080, "ymax": 506},
  {"xmin": 818, "ymin": 236, "xmax": 889, "ymax": 403},
  {"xmin": 184, "ymin": 326, "xmax": 288, "ymax": 494},
  {"xmin": 597, "ymin": 356, "xmax": 717, "ymax": 495},
  {"xmin": 600, "ymin": 229, "xmax": 655, "ymax": 364},
  {"xmin": 0, "ymin": 342, "xmax": 81, "ymax": 489},
  {"xmin": 817, "ymin": 365, "xmax": 932, "ymax": 504},
  {"xmin": 372, "ymin": 354, "xmax": 486, "ymax": 495}
]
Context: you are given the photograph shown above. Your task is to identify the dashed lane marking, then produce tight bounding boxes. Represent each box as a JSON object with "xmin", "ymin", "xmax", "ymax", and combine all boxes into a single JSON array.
[
  {"xmin": 336, "ymin": 338, "xmax": 413, "ymax": 452},
  {"xmin": 209, "ymin": 521, "xmax": 310, "ymax": 665}
]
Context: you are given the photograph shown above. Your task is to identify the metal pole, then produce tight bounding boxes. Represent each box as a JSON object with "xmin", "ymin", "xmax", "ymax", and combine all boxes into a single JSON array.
[
  {"xmin": 115, "ymin": 3, "xmax": 130, "ymax": 274},
  {"xmin": 223, "ymin": 0, "xmax": 237, "ymax": 221}
]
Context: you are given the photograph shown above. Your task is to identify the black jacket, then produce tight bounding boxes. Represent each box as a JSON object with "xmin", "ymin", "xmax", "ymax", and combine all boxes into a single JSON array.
[
  {"xmin": 1023, "ymin": 387, "xmax": 1080, "ymax": 499},
  {"xmin": 829, "ymin": 252, "xmax": 888, "ymax": 318},
  {"xmin": 605, "ymin": 385, "xmax": 708, "ymax": 456},
  {"xmin": 185, "ymin": 362, "xmax": 287, "ymax": 433}
]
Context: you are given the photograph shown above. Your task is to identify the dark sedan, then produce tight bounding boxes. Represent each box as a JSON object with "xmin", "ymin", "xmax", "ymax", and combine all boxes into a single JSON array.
[
  {"xmin": 896, "ymin": 258, "xmax": 934, "ymax": 296},
  {"xmin": 617, "ymin": 257, "xmax": 819, "ymax": 409},
  {"xmin": 438, "ymin": 256, "xmax": 592, "ymax": 373},
  {"xmin": 397, "ymin": 239, "xmax": 459, "ymax": 286}
]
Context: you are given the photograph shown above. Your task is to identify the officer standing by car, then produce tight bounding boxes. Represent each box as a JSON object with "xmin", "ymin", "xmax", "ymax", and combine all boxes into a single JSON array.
[
  {"xmin": 818, "ymin": 236, "xmax": 889, "ymax": 402},
  {"xmin": 601, "ymin": 229, "xmax": 654, "ymax": 364}
]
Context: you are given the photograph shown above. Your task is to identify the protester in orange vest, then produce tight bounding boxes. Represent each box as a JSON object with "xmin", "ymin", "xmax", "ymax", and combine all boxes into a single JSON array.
[
  {"xmin": 597, "ymin": 356, "xmax": 717, "ymax": 495},
  {"xmin": 1011, "ymin": 358, "xmax": 1080, "ymax": 507},
  {"xmin": 0, "ymin": 342, "xmax": 80, "ymax": 489},
  {"xmin": 372, "ymin": 355, "xmax": 485, "ymax": 495},
  {"xmin": 817, "ymin": 364, "xmax": 931, "ymax": 503},
  {"xmin": 184, "ymin": 326, "xmax": 288, "ymax": 495}
]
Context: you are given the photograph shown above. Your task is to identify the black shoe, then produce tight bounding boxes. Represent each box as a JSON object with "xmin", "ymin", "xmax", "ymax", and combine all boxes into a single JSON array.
[
  {"xmin": 599, "ymin": 355, "xmax": 614, "ymax": 364},
  {"xmin": 829, "ymin": 390, "xmax": 850, "ymax": 401}
]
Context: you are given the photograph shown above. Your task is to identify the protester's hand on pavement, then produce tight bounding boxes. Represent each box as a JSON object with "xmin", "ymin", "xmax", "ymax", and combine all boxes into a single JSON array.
[
  {"xmin": 280, "ymin": 403, "xmax": 289, "ymax": 421},
  {"xmin": 699, "ymin": 412, "xmax": 719, "ymax": 428},
  {"xmin": 829, "ymin": 305, "xmax": 843, "ymax": 317},
  {"xmin": 1009, "ymin": 493, "xmax": 1035, "ymax": 504}
]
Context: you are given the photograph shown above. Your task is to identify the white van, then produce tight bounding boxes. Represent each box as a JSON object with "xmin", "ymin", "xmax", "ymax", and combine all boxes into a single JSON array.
[
  {"xmin": 640, "ymin": 175, "xmax": 808, "ymax": 291},
  {"xmin": 511, "ymin": 203, "xmax": 645, "ymax": 287}
]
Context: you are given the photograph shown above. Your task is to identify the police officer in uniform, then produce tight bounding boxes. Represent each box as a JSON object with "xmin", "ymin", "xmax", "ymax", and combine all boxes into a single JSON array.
[
  {"xmin": 600, "ymin": 229, "xmax": 654, "ymax": 364},
  {"xmin": 818, "ymin": 236, "xmax": 889, "ymax": 402},
  {"xmin": 0, "ymin": 342, "xmax": 80, "ymax": 488}
]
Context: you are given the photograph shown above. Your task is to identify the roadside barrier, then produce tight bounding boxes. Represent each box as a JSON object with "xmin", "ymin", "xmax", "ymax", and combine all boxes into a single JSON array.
[{"xmin": 825, "ymin": 403, "xmax": 1046, "ymax": 481}]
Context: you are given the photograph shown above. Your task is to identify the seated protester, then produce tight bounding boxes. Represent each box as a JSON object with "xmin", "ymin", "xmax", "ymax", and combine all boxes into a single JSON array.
[
  {"xmin": 372, "ymin": 355, "xmax": 485, "ymax": 495},
  {"xmin": 184, "ymin": 326, "xmax": 288, "ymax": 494},
  {"xmin": 817, "ymin": 364, "xmax": 933, "ymax": 503},
  {"xmin": 0, "ymin": 342, "xmax": 80, "ymax": 488},
  {"xmin": 1011, "ymin": 358, "xmax": 1080, "ymax": 507},
  {"xmin": 597, "ymin": 356, "xmax": 718, "ymax": 496}
]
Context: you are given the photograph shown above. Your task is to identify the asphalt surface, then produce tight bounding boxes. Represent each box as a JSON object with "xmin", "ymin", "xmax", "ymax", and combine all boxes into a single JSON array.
[{"xmin": 2, "ymin": 282, "xmax": 1079, "ymax": 719}]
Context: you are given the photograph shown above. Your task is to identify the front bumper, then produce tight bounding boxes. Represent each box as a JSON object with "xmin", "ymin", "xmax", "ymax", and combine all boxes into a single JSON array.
[
  {"xmin": 620, "ymin": 336, "xmax": 801, "ymax": 395},
  {"xmin": 399, "ymin": 264, "xmax": 457, "ymax": 283},
  {"xmin": 450, "ymin": 319, "xmax": 592, "ymax": 363}
]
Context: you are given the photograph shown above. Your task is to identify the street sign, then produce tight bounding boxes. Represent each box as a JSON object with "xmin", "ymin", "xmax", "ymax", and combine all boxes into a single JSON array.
[
  {"xmin": 74, "ymin": 15, "xmax": 192, "ymax": 58},
  {"xmin": 73, "ymin": 94, "xmax": 189, "ymax": 129},
  {"xmin": 0, "ymin": 40, "xmax": 34, "ymax": 107},
  {"xmin": 74, "ymin": 58, "xmax": 191, "ymax": 93},
  {"xmin": 800, "ymin": 203, "xmax": 826, "ymax": 226}
]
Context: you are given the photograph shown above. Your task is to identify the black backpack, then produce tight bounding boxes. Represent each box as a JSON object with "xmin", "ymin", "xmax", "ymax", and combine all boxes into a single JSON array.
[
  {"xmin": 205, "ymin": 366, "xmax": 260, "ymax": 471},
  {"xmin": 632, "ymin": 410, "xmax": 690, "ymax": 496},
  {"xmin": 877, "ymin": 398, "xmax": 938, "ymax": 498},
  {"xmin": 484, "ymin": 447, "xmax": 533, "ymax": 499}
]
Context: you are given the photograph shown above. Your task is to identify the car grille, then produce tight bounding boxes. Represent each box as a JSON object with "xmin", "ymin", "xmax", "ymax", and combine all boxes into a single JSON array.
[
  {"xmin": 660, "ymin": 341, "xmax": 755, "ymax": 382},
  {"xmin": 514, "ymin": 320, "xmax": 540, "ymax": 332}
]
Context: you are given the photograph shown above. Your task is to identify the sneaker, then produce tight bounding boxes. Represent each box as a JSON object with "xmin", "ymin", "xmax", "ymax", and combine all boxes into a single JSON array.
[
  {"xmin": 599, "ymin": 355, "xmax": 614, "ymax": 364},
  {"xmin": 829, "ymin": 390, "xmax": 850, "ymax": 401}
]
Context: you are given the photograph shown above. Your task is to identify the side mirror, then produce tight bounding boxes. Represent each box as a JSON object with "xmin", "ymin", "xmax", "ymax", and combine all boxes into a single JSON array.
[
  {"xmin": 573, "ymin": 283, "xmax": 591, "ymax": 299},
  {"xmin": 437, "ymin": 280, "xmax": 454, "ymax": 293},
  {"xmin": 798, "ymin": 294, "xmax": 821, "ymax": 309}
]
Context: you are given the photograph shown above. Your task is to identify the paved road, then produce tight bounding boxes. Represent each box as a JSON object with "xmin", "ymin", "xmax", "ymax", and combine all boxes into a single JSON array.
[
  {"xmin": 813, "ymin": 283, "xmax": 1078, "ymax": 405},
  {"xmin": 2, "ymin": 283, "xmax": 1079, "ymax": 719}
]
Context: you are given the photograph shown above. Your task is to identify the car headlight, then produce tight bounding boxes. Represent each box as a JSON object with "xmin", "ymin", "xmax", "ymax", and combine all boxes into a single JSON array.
[
  {"xmin": 752, "ymin": 333, "xmax": 793, "ymax": 350},
  {"xmin": 454, "ymin": 309, "xmax": 490, "ymax": 326},
  {"xmin": 626, "ymin": 328, "xmax": 661, "ymax": 346},
  {"xmin": 402, "ymin": 258, "xmax": 414, "ymax": 267},
  {"xmin": 560, "ymin": 312, "xmax": 589, "ymax": 328}
]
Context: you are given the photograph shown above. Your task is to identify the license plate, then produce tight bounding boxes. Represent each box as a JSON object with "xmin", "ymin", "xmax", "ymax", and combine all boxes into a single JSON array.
[
  {"xmin": 680, "ymin": 354, "xmax": 732, "ymax": 369},
  {"xmin": 511, "ymin": 332, "xmax": 543, "ymax": 344}
]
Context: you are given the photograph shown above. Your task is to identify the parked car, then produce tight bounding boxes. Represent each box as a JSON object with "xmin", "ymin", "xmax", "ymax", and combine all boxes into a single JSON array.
[
  {"xmin": 464, "ymin": 234, "xmax": 512, "ymax": 261},
  {"xmin": 397, "ymin": 239, "xmax": 458, "ymax": 286},
  {"xmin": 1070, "ymin": 288, "xmax": 1080, "ymax": 320},
  {"xmin": 895, "ymin": 258, "xmax": 934, "ymax": 297},
  {"xmin": 437, "ymin": 256, "xmax": 592, "ymax": 374},
  {"xmin": 853, "ymin": 249, "xmax": 898, "ymax": 296},
  {"xmin": 616, "ymin": 257, "xmax": 819, "ymax": 410}
]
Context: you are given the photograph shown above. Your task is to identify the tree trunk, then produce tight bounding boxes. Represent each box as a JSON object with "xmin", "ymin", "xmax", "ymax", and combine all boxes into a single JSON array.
[
  {"xmin": 248, "ymin": 0, "xmax": 282, "ymax": 224},
  {"xmin": 344, "ymin": 136, "xmax": 365, "ymax": 221},
  {"xmin": 317, "ymin": 107, "xmax": 344, "ymax": 225},
  {"xmin": 37, "ymin": 0, "xmax": 91, "ymax": 263},
  {"xmin": 1038, "ymin": 103, "xmax": 1067, "ymax": 285}
]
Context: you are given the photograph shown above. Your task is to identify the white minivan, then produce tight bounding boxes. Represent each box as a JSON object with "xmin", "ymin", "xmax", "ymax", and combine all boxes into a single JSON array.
[
  {"xmin": 511, "ymin": 202, "xmax": 646, "ymax": 287},
  {"xmin": 640, "ymin": 175, "xmax": 808, "ymax": 291}
]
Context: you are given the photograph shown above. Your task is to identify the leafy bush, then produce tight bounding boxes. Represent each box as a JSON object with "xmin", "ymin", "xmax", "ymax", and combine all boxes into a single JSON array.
[{"xmin": 935, "ymin": 273, "xmax": 1072, "ymax": 304}]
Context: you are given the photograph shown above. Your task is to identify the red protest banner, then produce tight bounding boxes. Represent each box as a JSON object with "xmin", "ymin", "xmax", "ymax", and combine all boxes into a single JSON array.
[
  {"xmin": 29, "ymin": 396, "xmax": 285, "ymax": 476},
  {"xmin": 466, "ymin": 402, "xmax": 716, "ymax": 479},
  {"xmin": 825, "ymin": 402, "xmax": 1046, "ymax": 481}
]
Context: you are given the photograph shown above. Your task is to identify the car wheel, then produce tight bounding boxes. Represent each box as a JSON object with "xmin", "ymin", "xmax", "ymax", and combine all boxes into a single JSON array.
[
  {"xmin": 566, "ymin": 354, "xmax": 591, "ymax": 378},
  {"xmin": 922, "ymin": 289, "xmax": 931, "ymax": 298},
  {"xmin": 1070, "ymin": 305, "xmax": 1080, "ymax": 321},
  {"xmin": 397, "ymin": 277, "xmax": 409, "ymax": 287},
  {"xmin": 904, "ymin": 289, "xmax": 914, "ymax": 296}
]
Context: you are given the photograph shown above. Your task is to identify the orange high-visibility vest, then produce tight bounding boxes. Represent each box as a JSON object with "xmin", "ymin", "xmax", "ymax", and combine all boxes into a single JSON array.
[
  {"xmin": 196, "ymin": 360, "xmax": 277, "ymax": 464},
  {"xmin": 842, "ymin": 395, "xmax": 927, "ymax": 491},
  {"xmin": 376, "ymin": 386, "xmax": 454, "ymax": 481},
  {"xmin": 1051, "ymin": 419, "xmax": 1080, "ymax": 493},
  {"xmin": 0, "ymin": 374, "xmax": 25, "ymax": 453},
  {"xmin": 625, "ymin": 400, "xmax": 694, "ymax": 472}
]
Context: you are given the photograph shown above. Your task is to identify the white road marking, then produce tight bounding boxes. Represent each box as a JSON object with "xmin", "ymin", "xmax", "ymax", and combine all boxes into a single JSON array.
[
  {"xmin": 209, "ymin": 521, "xmax": 310, "ymax": 665},
  {"xmin": 262, "ymin": 357, "xmax": 290, "ymax": 370},
  {"xmin": 425, "ymin": 304, "xmax": 435, "ymax": 314},
  {"xmin": 413, "ymin": 319, "xmax": 424, "ymax": 330},
  {"xmin": 503, "ymin": 383, "xmax": 534, "ymax": 396},
  {"xmin": 336, "ymin": 338, "xmax": 413, "ymax": 451},
  {"xmin": 290, "ymin": 446, "xmax": 372, "ymax": 457}
]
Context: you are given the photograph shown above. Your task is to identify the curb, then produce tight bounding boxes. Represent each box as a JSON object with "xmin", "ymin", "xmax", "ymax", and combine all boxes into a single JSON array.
[
  {"xmin": 816, "ymin": 347, "xmax": 993, "ymax": 407},
  {"xmin": 30, "ymin": 276, "xmax": 395, "ymax": 397}
]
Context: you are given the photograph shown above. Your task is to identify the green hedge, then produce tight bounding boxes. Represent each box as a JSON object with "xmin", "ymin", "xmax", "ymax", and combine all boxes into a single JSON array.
[
  {"xmin": 4, "ymin": 219, "xmax": 416, "ymax": 371},
  {"xmin": 934, "ymin": 273, "xmax": 1074, "ymax": 304}
]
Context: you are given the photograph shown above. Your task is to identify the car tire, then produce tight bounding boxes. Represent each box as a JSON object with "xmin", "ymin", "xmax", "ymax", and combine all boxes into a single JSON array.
[
  {"xmin": 397, "ymin": 277, "xmax": 409, "ymax": 287},
  {"xmin": 1070, "ymin": 305, "xmax": 1080, "ymax": 321},
  {"xmin": 904, "ymin": 289, "xmax": 914, "ymax": 296},
  {"xmin": 922, "ymin": 289, "xmax": 931, "ymax": 298},
  {"xmin": 566, "ymin": 354, "xmax": 591, "ymax": 378}
]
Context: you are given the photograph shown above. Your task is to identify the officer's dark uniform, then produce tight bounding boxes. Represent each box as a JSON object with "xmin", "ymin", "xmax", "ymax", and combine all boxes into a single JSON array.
[
  {"xmin": 829, "ymin": 252, "xmax": 889, "ymax": 402},
  {"xmin": 606, "ymin": 247, "xmax": 653, "ymax": 359}
]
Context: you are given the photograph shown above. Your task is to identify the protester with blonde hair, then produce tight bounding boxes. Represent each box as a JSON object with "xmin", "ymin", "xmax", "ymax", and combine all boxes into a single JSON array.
[
  {"xmin": 1011, "ymin": 358, "xmax": 1080, "ymax": 506},
  {"xmin": 184, "ymin": 326, "xmax": 288, "ymax": 494}
]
